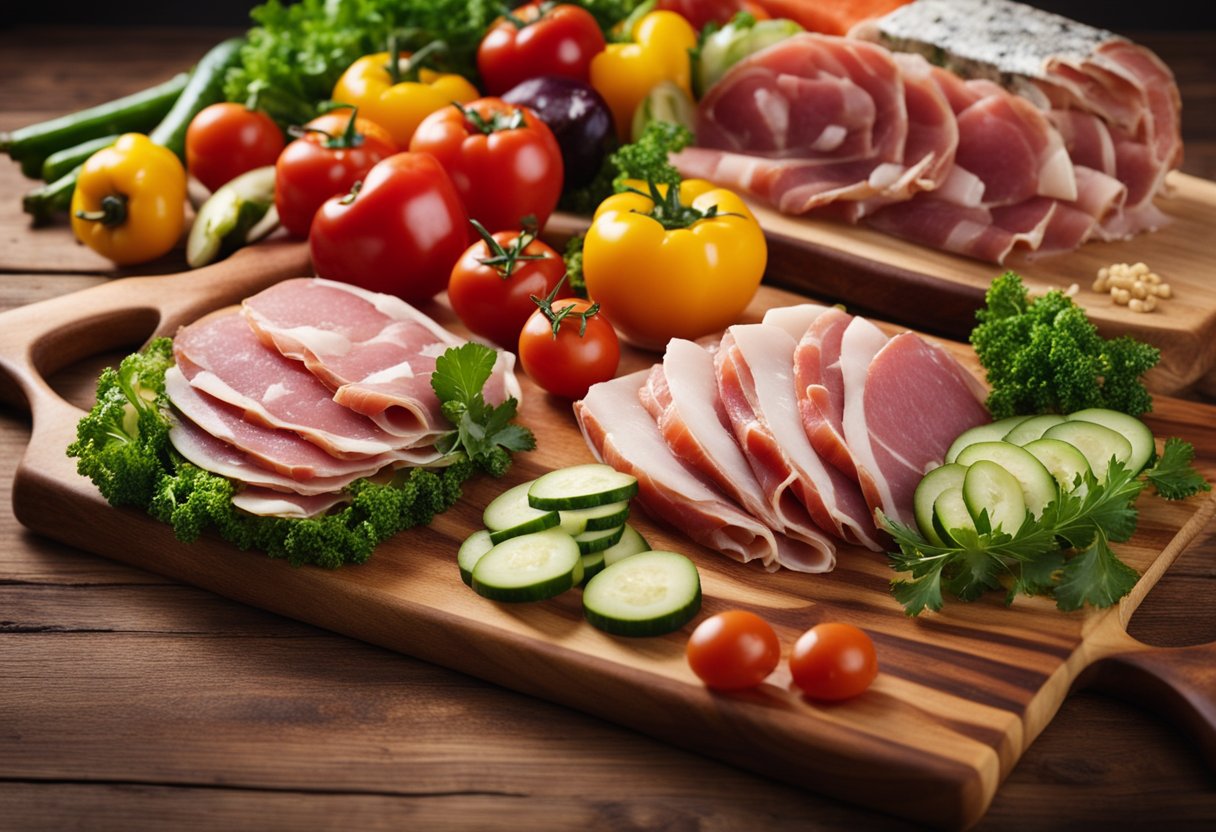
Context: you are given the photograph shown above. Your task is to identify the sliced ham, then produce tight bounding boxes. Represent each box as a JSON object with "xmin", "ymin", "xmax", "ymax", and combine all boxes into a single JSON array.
[
  {"xmin": 576, "ymin": 371, "xmax": 806, "ymax": 572},
  {"xmin": 231, "ymin": 488, "xmax": 350, "ymax": 519},
  {"xmin": 640, "ymin": 339, "xmax": 836, "ymax": 573},
  {"xmin": 242, "ymin": 278, "xmax": 521, "ymax": 443},
  {"xmin": 173, "ymin": 308, "xmax": 415, "ymax": 459},
  {"xmin": 840, "ymin": 318, "xmax": 990, "ymax": 527},
  {"xmin": 716, "ymin": 323, "xmax": 884, "ymax": 550}
]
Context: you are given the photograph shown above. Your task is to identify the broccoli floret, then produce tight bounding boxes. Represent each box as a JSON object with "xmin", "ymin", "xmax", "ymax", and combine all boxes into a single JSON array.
[{"xmin": 970, "ymin": 272, "xmax": 1160, "ymax": 418}]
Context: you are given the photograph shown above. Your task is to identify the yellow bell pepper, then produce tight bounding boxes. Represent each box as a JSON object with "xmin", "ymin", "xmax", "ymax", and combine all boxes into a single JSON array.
[
  {"xmin": 331, "ymin": 42, "xmax": 480, "ymax": 149},
  {"xmin": 70, "ymin": 132, "xmax": 187, "ymax": 266},
  {"xmin": 582, "ymin": 178, "xmax": 768, "ymax": 350},
  {"xmin": 589, "ymin": 10, "xmax": 697, "ymax": 141}
]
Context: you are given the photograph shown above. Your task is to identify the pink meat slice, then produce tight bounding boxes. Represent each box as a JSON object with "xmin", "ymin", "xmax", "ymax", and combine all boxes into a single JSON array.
[
  {"xmin": 231, "ymin": 488, "xmax": 350, "ymax": 519},
  {"xmin": 640, "ymin": 340, "xmax": 836, "ymax": 573},
  {"xmin": 785, "ymin": 306, "xmax": 860, "ymax": 481},
  {"xmin": 716, "ymin": 323, "xmax": 883, "ymax": 550},
  {"xmin": 164, "ymin": 365, "xmax": 415, "ymax": 480},
  {"xmin": 242, "ymin": 278, "xmax": 521, "ymax": 442},
  {"xmin": 840, "ymin": 318, "xmax": 990, "ymax": 527},
  {"xmin": 174, "ymin": 309, "xmax": 412, "ymax": 458},
  {"xmin": 575, "ymin": 370, "xmax": 800, "ymax": 572},
  {"xmin": 168, "ymin": 415, "xmax": 370, "ymax": 497}
]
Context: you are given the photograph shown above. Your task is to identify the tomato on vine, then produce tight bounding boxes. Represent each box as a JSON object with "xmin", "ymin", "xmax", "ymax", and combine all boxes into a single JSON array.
[{"xmin": 518, "ymin": 283, "xmax": 619, "ymax": 400}]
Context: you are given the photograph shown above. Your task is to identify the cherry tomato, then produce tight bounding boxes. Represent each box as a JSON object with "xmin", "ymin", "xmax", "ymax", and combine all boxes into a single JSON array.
[
  {"xmin": 788, "ymin": 622, "xmax": 878, "ymax": 701},
  {"xmin": 409, "ymin": 98, "xmax": 564, "ymax": 234},
  {"xmin": 309, "ymin": 152, "xmax": 469, "ymax": 304},
  {"xmin": 274, "ymin": 108, "xmax": 397, "ymax": 237},
  {"xmin": 185, "ymin": 103, "xmax": 285, "ymax": 192},
  {"xmin": 448, "ymin": 221, "xmax": 568, "ymax": 348},
  {"xmin": 518, "ymin": 296, "xmax": 620, "ymax": 399},
  {"xmin": 478, "ymin": 1, "xmax": 607, "ymax": 96},
  {"xmin": 686, "ymin": 610, "xmax": 781, "ymax": 691}
]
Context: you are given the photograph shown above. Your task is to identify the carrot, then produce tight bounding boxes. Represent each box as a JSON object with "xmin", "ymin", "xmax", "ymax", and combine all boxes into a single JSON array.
[{"xmin": 747, "ymin": 0, "xmax": 913, "ymax": 36}]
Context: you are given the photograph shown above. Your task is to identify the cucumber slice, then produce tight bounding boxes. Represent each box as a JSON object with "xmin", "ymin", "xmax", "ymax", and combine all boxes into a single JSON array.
[
  {"xmin": 579, "ymin": 551, "xmax": 607, "ymax": 585},
  {"xmin": 1002, "ymin": 414, "xmax": 1066, "ymax": 446},
  {"xmin": 528, "ymin": 463, "xmax": 639, "ymax": 510},
  {"xmin": 913, "ymin": 463, "xmax": 968, "ymax": 545},
  {"xmin": 601, "ymin": 524, "xmax": 651, "ymax": 567},
  {"xmin": 1066, "ymin": 408, "xmax": 1155, "ymax": 474},
  {"xmin": 484, "ymin": 481, "xmax": 559, "ymax": 544},
  {"xmin": 954, "ymin": 441, "xmax": 1057, "ymax": 518},
  {"xmin": 1042, "ymin": 421, "xmax": 1133, "ymax": 484},
  {"xmin": 457, "ymin": 528, "xmax": 495, "ymax": 587},
  {"xmin": 557, "ymin": 500, "xmax": 630, "ymax": 536},
  {"xmin": 471, "ymin": 528, "xmax": 581, "ymax": 602},
  {"xmin": 573, "ymin": 524, "xmax": 626, "ymax": 555},
  {"xmin": 944, "ymin": 415, "xmax": 1028, "ymax": 464},
  {"xmin": 963, "ymin": 460, "xmax": 1027, "ymax": 534},
  {"xmin": 932, "ymin": 487, "xmax": 976, "ymax": 545},
  {"xmin": 582, "ymin": 550, "xmax": 702, "ymax": 637},
  {"xmin": 1022, "ymin": 437, "xmax": 1092, "ymax": 495}
]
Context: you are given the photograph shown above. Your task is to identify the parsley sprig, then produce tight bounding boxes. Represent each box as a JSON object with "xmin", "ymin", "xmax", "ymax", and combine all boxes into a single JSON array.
[
  {"xmin": 431, "ymin": 342, "xmax": 536, "ymax": 477},
  {"xmin": 883, "ymin": 442, "xmax": 1209, "ymax": 616}
]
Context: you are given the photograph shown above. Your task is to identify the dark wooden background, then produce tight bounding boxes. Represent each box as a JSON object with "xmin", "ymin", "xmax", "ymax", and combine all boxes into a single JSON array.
[{"xmin": 1, "ymin": 17, "xmax": 1214, "ymax": 832}]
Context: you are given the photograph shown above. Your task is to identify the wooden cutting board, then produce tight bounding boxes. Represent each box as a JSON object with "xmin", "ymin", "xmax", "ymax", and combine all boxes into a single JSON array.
[
  {"xmin": 1, "ymin": 242, "xmax": 1214, "ymax": 831},
  {"xmin": 554, "ymin": 171, "xmax": 1216, "ymax": 399}
]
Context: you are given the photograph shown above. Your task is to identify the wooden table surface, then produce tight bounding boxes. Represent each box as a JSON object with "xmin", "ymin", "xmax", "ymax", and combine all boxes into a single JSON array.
[{"xmin": 2, "ymin": 24, "xmax": 1214, "ymax": 831}]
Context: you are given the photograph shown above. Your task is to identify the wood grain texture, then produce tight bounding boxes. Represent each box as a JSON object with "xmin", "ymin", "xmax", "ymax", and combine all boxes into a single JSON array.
[{"xmin": 1, "ymin": 260, "xmax": 1213, "ymax": 830}]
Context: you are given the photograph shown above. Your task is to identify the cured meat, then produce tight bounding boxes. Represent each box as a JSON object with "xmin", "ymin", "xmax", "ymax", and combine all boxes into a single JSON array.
[
  {"xmin": 231, "ymin": 489, "xmax": 350, "ymax": 519},
  {"xmin": 174, "ymin": 308, "xmax": 414, "ymax": 459},
  {"xmin": 674, "ymin": 34, "xmax": 957, "ymax": 216},
  {"xmin": 242, "ymin": 278, "xmax": 521, "ymax": 443},
  {"xmin": 716, "ymin": 323, "xmax": 884, "ymax": 550},
  {"xmin": 164, "ymin": 366, "xmax": 413, "ymax": 480},
  {"xmin": 640, "ymin": 339, "xmax": 837, "ymax": 572},
  {"xmin": 839, "ymin": 318, "xmax": 989, "ymax": 526},
  {"xmin": 575, "ymin": 370, "xmax": 806, "ymax": 572}
]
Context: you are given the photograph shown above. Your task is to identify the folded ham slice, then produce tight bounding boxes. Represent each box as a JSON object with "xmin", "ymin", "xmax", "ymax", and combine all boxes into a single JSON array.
[
  {"xmin": 231, "ymin": 488, "xmax": 351, "ymax": 519},
  {"xmin": 575, "ymin": 371, "xmax": 810, "ymax": 572},
  {"xmin": 839, "ymin": 318, "xmax": 990, "ymax": 527},
  {"xmin": 242, "ymin": 278, "xmax": 521, "ymax": 444},
  {"xmin": 640, "ymin": 339, "xmax": 836, "ymax": 572}
]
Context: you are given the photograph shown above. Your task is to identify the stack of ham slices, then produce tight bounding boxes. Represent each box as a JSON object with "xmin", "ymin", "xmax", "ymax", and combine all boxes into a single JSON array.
[
  {"xmin": 672, "ymin": 0, "xmax": 1181, "ymax": 263},
  {"xmin": 164, "ymin": 278, "xmax": 521, "ymax": 518},
  {"xmin": 573, "ymin": 305, "xmax": 990, "ymax": 573}
]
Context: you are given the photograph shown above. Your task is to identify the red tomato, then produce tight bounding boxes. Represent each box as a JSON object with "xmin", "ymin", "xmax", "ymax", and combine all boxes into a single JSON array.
[
  {"xmin": 409, "ymin": 98, "xmax": 564, "ymax": 234},
  {"xmin": 448, "ymin": 222, "xmax": 568, "ymax": 348},
  {"xmin": 478, "ymin": 2, "xmax": 607, "ymax": 96},
  {"xmin": 789, "ymin": 622, "xmax": 878, "ymax": 701},
  {"xmin": 518, "ymin": 296, "xmax": 619, "ymax": 399},
  {"xmin": 308, "ymin": 152, "xmax": 469, "ymax": 305},
  {"xmin": 274, "ymin": 109, "xmax": 397, "ymax": 237},
  {"xmin": 185, "ymin": 103, "xmax": 285, "ymax": 192},
  {"xmin": 656, "ymin": 0, "xmax": 768, "ymax": 30},
  {"xmin": 686, "ymin": 610, "xmax": 781, "ymax": 690}
]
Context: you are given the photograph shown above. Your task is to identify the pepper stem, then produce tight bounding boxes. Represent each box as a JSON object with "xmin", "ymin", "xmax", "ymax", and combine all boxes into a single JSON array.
[
  {"xmin": 74, "ymin": 193, "xmax": 128, "ymax": 227},
  {"xmin": 386, "ymin": 36, "xmax": 449, "ymax": 84}
]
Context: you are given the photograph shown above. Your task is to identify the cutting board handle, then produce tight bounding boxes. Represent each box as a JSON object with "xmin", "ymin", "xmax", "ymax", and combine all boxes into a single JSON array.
[
  {"xmin": 0, "ymin": 240, "xmax": 310, "ymax": 417},
  {"xmin": 1087, "ymin": 636, "xmax": 1216, "ymax": 770}
]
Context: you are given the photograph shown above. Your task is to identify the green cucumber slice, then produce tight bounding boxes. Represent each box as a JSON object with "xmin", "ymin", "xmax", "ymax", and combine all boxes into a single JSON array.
[
  {"xmin": 528, "ymin": 463, "xmax": 640, "ymax": 510},
  {"xmin": 601, "ymin": 524, "xmax": 651, "ymax": 567},
  {"xmin": 471, "ymin": 528, "xmax": 581, "ymax": 602},
  {"xmin": 573, "ymin": 524, "xmax": 626, "ymax": 555},
  {"xmin": 954, "ymin": 441, "xmax": 1057, "ymax": 518},
  {"xmin": 1022, "ymin": 437, "xmax": 1092, "ymax": 495},
  {"xmin": 962, "ymin": 460, "xmax": 1027, "ymax": 535},
  {"xmin": 457, "ymin": 528, "xmax": 495, "ymax": 587},
  {"xmin": 558, "ymin": 500, "xmax": 630, "ymax": 536},
  {"xmin": 484, "ymin": 481, "xmax": 560, "ymax": 544},
  {"xmin": 944, "ymin": 415, "xmax": 1028, "ymax": 464},
  {"xmin": 1042, "ymin": 421, "xmax": 1133, "ymax": 484},
  {"xmin": 932, "ymin": 487, "xmax": 975, "ymax": 546},
  {"xmin": 579, "ymin": 551, "xmax": 606, "ymax": 586},
  {"xmin": 582, "ymin": 550, "xmax": 701, "ymax": 637},
  {"xmin": 1066, "ymin": 408, "xmax": 1155, "ymax": 474},
  {"xmin": 1002, "ymin": 414, "xmax": 1066, "ymax": 446},
  {"xmin": 913, "ymin": 463, "xmax": 968, "ymax": 545}
]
